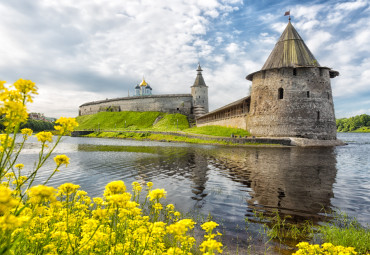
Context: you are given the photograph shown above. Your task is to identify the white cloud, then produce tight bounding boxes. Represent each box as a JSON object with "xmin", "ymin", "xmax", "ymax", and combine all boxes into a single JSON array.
[{"xmin": 1, "ymin": 0, "xmax": 370, "ymax": 119}]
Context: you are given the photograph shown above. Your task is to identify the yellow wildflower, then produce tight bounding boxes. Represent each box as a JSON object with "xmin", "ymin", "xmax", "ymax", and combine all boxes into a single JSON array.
[
  {"xmin": 54, "ymin": 117, "xmax": 79, "ymax": 135},
  {"xmin": 0, "ymin": 186, "xmax": 18, "ymax": 215},
  {"xmin": 199, "ymin": 239, "xmax": 223, "ymax": 254},
  {"xmin": 147, "ymin": 182, "xmax": 153, "ymax": 188},
  {"xmin": 201, "ymin": 221, "xmax": 219, "ymax": 233},
  {"xmin": 27, "ymin": 185, "xmax": 56, "ymax": 204},
  {"xmin": 106, "ymin": 193, "xmax": 131, "ymax": 206},
  {"xmin": 15, "ymin": 163, "xmax": 24, "ymax": 169},
  {"xmin": 54, "ymin": 155, "xmax": 70, "ymax": 167},
  {"xmin": 166, "ymin": 204, "xmax": 175, "ymax": 211},
  {"xmin": 0, "ymin": 214, "xmax": 25, "ymax": 231},
  {"xmin": 58, "ymin": 183, "xmax": 80, "ymax": 196},
  {"xmin": 104, "ymin": 180, "xmax": 126, "ymax": 197},
  {"xmin": 148, "ymin": 189, "xmax": 166, "ymax": 201},
  {"xmin": 35, "ymin": 131, "xmax": 53, "ymax": 143},
  {"xmin": 153, "ymin": 203, "xmax": 163, "ymax": 211},
  {"xmin": 132, "ymin": 181, "xmax": 142, "ymax": 192},
  {"xmin": 13, "ymin": 78, "xmax": 38, "ymax": 103},
  {"xmin": 21, "ymin": 128, "xmax": 33, "ymax": 137}
]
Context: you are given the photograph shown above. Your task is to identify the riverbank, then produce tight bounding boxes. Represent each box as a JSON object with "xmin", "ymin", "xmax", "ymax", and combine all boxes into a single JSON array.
[
  {"xmin": 72, "ymin": 130, "xmax": 346, "ymax": 147},
  {"xmin": 75, "ymin": 130, "xmax": 288, "ymax": 146}
]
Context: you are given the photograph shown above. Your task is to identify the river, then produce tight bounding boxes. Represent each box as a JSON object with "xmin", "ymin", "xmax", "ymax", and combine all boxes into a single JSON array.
[{"xmin": 19, "ymin": 132, "xmax": 370, "ymax": 254}]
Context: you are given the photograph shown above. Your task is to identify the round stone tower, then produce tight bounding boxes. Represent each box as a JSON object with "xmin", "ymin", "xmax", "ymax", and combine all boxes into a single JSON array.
[
  {"xmin": 191, "ymin": 64, "xmax": 209, "ymax": 117},
  {"xmin": 246, "ymin": 20, "xmax": 339, "ymax": 140}
]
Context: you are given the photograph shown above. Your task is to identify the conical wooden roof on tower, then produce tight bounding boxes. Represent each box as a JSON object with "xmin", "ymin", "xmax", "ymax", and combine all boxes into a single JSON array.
[{"xmin": 247, "ymin": 21, "xmax": 338, "ymax": 80}]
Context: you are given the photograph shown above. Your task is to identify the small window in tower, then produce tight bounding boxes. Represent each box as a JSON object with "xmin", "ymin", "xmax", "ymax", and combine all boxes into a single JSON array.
[
  {"xmin": 262, "ymin": 71, "xmax": 266, "ymax": 79},
  {"xmin": 317, "ymin": 111, "xmax": 320, "ymax": 120},
  {"xmin": 320, "ymin": 68, "xmax": 323, "ymax": 76},
  {"xmin": 293, "ymin": 68, "xmax": 297, "ymax": 76},
  {"xmin": 327, "ymin": 92, "xmax": 330, "ymax": 99},
  {"xmin": 307, "ymin": 91, "xmax": 310, "ymax": 98},
  {"xmin": 177, "ymin": 108, "xmax": 179, "ymax": 111},
  {"xmin": 199, "ymin": 96, "xmax": 200, "ymax": 98},
  {"xmin": 278, "ymin": 88, "xmax": 284, "ymax": 99}
]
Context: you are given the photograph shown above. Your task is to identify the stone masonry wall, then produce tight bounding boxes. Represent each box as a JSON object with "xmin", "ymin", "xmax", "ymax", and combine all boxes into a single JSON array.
[
  {"xmin": 196, "ymin": 115, "xmax": 247, "ymax": 130},
  {"xmin": 79, "ymin": 94, "xmax": 193, "ymax": 116},
  {"xmin": 247, "ymin": 67, "xmax": 337, "ymax": 140}
]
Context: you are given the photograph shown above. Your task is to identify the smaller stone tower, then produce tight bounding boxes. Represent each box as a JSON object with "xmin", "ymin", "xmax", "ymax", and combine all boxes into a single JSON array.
[{"xmin": 191, "ymin": 64, "xmax": 209, "ymax": 117}]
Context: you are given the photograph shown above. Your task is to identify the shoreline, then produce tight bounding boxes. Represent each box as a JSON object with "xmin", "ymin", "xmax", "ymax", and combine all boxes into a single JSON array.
[{"xmin": 71, "ymin": 130, "xmax": 346, "ymax": 147}]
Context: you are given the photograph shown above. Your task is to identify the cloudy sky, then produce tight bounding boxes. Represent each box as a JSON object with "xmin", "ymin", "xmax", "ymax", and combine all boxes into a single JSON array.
[{"xmin": 0, "ymin": 0, "xmax": 369, "ymax": 118}]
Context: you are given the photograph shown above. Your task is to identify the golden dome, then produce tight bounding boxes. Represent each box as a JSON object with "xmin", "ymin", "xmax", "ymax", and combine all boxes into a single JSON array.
[{"xmin": 140, "ymin": 78, "xmax": 147, "ymax": 86}]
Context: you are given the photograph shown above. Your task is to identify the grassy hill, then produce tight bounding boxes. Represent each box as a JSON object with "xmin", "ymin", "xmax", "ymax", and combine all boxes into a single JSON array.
[
  {"xmin": 76, "ymin": 111, "xmax": 189, "ymax": 131},
  {"xmin": 76, "ymin": 112, "xmax": 251, "ymax": 137}
]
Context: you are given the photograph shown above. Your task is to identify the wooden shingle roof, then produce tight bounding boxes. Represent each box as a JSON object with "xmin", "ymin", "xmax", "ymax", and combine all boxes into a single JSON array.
[{"xmin": 261, "ymin": 21, "xmax": 319, "ymax": 70}]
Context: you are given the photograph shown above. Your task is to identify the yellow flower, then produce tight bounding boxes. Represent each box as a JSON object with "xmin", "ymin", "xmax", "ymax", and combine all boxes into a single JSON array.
[
  {"xmin": 0, "ymin": 186, "xmax": 18, "ymax": 215},
  {"xmin": 21, "ymin": 128, "xmax": 33, "ymax": 137},
  {"xmin": 153, "ymin": 203, "xmax": 163, "ymax": 211},
  {"xmin": 13, "ymin": 78, "xmax": 38, "ymax": 103},
  {"xmin": 15, "ymin": 163, "xmax": 24, "ymax": 169},
  {"xmin": 201, "ymin": 221, "xmax": 219, "ymax": 233},
  {"xmin": 28, "ymin": 185, "xmax": 56, "ymax": 204},
  {"xmin": 148, "ymin": 189, "xmax": 166, "ymax": 201},
  {"xmin": 54, "ymin": 155, "xmax": 70, "ymax": 167},
  {"xmin": 54, "ymin": 117, "xmax": 79, "ymax": 135},
  {"xmin": 0, "ymin": 214, "xmax": 25, "ymax": 231},
  {"xmin": 146, "ymin": 182, "xmax": 153, "ymax": 188},
  {"xmin": 104, "ymin": 181, "xmax": 126, "ymax": 197},
  {"xmin": 199, "ymin": 239, "xmax": 223, "ymax": 254},
  {"xmin": 166, "ymin": 204, "xmax": 175, "ymax": 211},
  {"xmin": 106, "ymin": 193, "xmax": 131, "ymax": 206},
  {"xmin": 58, "ymin": 183, "xmax": 80, "ymax": 196},
  {"xmin": 35, "ymin": 131, "xmax": 53, "ymax": 143},
  {"xmin": 132, "ymin": 181, "xmax": 142, "ymax": 192},
  {"xmin": 0, "ymin": 134, "xmax": 13, "ymax": 148}
]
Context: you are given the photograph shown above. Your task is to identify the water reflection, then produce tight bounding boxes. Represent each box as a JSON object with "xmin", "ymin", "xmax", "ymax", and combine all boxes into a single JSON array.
[
  {"xmin": 75, "ymin": 143, "xmax": 338, "ymax": 221},
  {"xmin": 208, "ymin": 147, "xmax": 337, "ymax": 220}
]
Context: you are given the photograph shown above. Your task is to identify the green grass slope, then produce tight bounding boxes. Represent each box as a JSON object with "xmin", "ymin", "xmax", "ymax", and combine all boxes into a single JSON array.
[
  {"xmin": 76, "ymin": 111, "xmax": 190, "ymax": 131},
  {"xmin": 183, "ymin": 125, "xmax": 250, "ymax": 137},
  {"xmin": 76, "ymin": 111, "xmax": 164, "ymax": 130}
]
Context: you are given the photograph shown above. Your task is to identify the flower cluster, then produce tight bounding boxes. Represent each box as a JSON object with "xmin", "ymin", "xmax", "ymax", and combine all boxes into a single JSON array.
[
  {"xmin": 2, "ymin": 178, "xmax": 221, "ymax": 254},
  {"xmin": 54, "ymin": 117, "xmax": 79, "ymax": 135},
  {"xmin": 200, "ymin": 221, "xmax": 223, "ymax": 254},
  {"xmin": 293, "ymin": 242, "xmax": 358, "ymax": 255},
  {"xmin": 0, "ymin": 78, "xmax": 223, "ymax": 254},
  {"xmin": 0, "ymin": 79, "xmax": 37, "ymax": 130}
]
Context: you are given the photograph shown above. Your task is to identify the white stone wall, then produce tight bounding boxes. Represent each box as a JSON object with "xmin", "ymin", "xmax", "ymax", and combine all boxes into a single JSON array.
[
  {"xmin": 79, "ymin": 94, "xmax": 193, "ymax": 116},
  {"xmin": 197, "ymin": 115, "xmax": 247, "ymax": 130}
]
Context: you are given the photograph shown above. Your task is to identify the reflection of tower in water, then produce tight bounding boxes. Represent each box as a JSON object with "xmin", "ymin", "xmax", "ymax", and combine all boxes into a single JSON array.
[
  {"xmin": 187, "ymin": 153, "xmax": 209, "ymax": 201},
  {"xmin": 211, "ymin": 147, "xmax": 337, "ymax": 220}
]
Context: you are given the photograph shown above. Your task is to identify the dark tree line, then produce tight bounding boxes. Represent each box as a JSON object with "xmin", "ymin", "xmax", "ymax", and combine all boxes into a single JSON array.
[
  {"xmin": 336, "ymin": 114, "xmax": 370, "ymax": 132},
  {"xmin": 21, "ymin": 119, "xmax": 55, "ymax": 132}
]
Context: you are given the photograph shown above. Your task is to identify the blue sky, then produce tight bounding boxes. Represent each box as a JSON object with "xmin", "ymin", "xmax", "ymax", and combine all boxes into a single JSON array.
[{"xmin": 0, "ymin": 0, "xmax": 369, "ymax": 118}]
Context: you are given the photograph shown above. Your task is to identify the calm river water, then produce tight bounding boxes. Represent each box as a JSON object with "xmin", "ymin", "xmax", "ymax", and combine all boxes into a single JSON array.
[{"xmin": 19, "ymin": 132, "xmax": 370, "ymax": 254}]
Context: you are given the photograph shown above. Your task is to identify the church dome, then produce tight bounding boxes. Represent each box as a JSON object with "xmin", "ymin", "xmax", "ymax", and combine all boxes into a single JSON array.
[{"xmin": 140, "ymin": 79, "xmax": 148, "ymax": 86}]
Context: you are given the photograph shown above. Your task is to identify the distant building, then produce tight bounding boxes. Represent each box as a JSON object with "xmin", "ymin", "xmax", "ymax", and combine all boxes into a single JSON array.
[
  {"xmin": 134, "ymin": 78, "xmax": 152, "ymax": 96},
  {"xmin": 79, "ymin": 64, "xmax": 209, "ymax": 119},
  {"xmin": 28, "ymin": 113, "xmax": 56, "ymax": 122}
]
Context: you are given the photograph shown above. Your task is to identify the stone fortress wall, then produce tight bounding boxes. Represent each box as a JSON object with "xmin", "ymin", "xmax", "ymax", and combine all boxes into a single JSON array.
[
  {"xmin": 79, "ymin": 64, "xmax": 209, "ymax": 119},
  {"xmin": 79, "ymin": 94, "xmax": 193, "ymax": 116}
]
